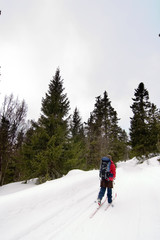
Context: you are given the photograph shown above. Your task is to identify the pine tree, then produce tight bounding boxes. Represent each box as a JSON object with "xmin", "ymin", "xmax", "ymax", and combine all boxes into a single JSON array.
[
  {"xmin": 85, "ymin": 94, "xmax": 104, "ymax": 168},
  {"xmin": 70, "ymin": 107, "xmax": 83, "ymax": 139},
  {"xmin": 85, "ymin": 113, "xmax": 98, "ymax": 168},
  {"xmin": 65, "ymin": 107, "xmax": 86, "ymax": 171},
  {"xmin": 40, "ymin": 68, "xmax": 70, "ymax": 136},
  {"xmin": 100, "ymin": 91, "xmax": 128, "ymax": 161},
  {"xmin": 40, "ymin": 68, "xmax": 70, "ymax": 178},
  {"xmin": 147, "ymin": 104, "xmax": 160, "ymax": 154},
  {"xmin": 130, "ymin": 82, "xmax": 159, "ymax": 157},
  {"xmin": 22, "ymin": 68, "xmax": 70, "ymax": 182},
  {"xmin": 85, "ymin": 91, "xmax": 128, "ymax": 168}
]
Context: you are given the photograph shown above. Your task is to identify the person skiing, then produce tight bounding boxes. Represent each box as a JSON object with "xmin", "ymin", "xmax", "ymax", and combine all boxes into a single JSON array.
[{"xmin": 97, "ymin": 155, "xmax": 116, "ymax": 205}]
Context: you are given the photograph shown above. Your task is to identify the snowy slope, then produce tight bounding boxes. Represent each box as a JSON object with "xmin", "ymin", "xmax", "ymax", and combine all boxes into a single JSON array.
[{"xmin": 0, "ymin": 157, "xmax": 160, "ymax": 240}]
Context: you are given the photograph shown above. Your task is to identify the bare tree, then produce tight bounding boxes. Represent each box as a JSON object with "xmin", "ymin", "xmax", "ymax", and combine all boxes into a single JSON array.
[{"xmin": 0, "ymin": 94, "xmax": 27, "ymax": 185}]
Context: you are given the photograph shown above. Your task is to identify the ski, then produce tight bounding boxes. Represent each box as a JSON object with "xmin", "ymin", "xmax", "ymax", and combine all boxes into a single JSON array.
[
  {"xmin": 90, "ymin": 193, "xmax": 117, "ymax": 218},
  {"xmin": 104, "ymin": 193, "xmax": 117, "ymax": 211},
  {"xmin": 89, "ymin": 198, "xmax": 107, "ymax": 218}
]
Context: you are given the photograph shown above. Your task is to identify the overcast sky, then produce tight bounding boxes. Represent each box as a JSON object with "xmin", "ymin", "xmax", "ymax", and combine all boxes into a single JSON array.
[{"xmin": 0, "ymin": 0, "xmax": 160, "ymax": 133}]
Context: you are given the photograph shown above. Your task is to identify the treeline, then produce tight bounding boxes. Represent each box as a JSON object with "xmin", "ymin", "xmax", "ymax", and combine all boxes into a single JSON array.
[{"xmin": 0, "ymin": 68, "xmax": 160, "ymax": 185}]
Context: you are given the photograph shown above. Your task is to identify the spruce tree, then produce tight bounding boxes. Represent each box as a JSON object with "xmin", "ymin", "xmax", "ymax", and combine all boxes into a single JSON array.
[
  {"xmin": 70, "ymin": 107, "xmax": 83, "ymax": 139},
  {"xmin": 39, "ymin": 68, "xmax": 70, "ymax": 178},
  {"xmin": 86, "ymin": 91, "xmax": 128, "ymax": 168},
  {"xmin": 130, "ymin": 82, "xmax": 159, "ymax": 157},
  {"xmin": 40, "ymin": 68, "xmax": 70, "ymax": 136},
  {"xmin": 66, "ymin": 107, "xmax": 86, "ymax": 171},
  {"xmin": 22, "ymin": 68, "xmax": 70, "ymax": 181},
  {"xmin": 85, "ymin": 113, "xmax": 98, "ymax": 168},
  {"xmin": 100, "ymin": 91, "xmax": 128, "ymax": 161},
  {"xmin": 147, "ymin": 104, "xmax": 160, "ymax": 154}
]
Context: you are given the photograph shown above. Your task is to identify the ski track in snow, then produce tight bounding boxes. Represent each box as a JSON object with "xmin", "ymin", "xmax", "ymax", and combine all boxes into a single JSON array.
[{"xmin": 0, "ymin": 157, "xmax": 160, "ymax": 240}]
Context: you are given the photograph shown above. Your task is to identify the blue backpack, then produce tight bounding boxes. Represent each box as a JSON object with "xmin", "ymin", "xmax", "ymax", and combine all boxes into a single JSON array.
[{"xmin": 99, "ymin": 157, "xmax": 111, "ymax": 180}]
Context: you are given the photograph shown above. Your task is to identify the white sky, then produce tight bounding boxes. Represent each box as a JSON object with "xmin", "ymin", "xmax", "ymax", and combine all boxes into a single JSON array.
[{"xmin": 0, "ymin": 0, "xmax": 160, "ymax": 133}]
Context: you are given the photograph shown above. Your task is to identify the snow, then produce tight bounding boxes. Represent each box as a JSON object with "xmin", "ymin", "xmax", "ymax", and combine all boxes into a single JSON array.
[{"xmin": 0, "ymin": 157, "xmax": 160, "ymax": 240}]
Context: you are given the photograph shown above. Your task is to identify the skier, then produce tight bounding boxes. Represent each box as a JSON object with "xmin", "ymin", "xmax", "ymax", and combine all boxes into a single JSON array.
[{"xmin": 97, "ymin": 155, "xmax": 116, "ymax": 205}]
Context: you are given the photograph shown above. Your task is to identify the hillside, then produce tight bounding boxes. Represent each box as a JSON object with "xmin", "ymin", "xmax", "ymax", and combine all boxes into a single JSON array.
[{"xmin": 0, "ymin": 157, "xmax": 160, "ymax": 240}]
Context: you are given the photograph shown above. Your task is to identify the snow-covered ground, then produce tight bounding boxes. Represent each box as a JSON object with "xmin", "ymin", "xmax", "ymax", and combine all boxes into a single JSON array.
[{"xmin": 0, "ymin": 157, "xmax": 160, "ymax": 240}]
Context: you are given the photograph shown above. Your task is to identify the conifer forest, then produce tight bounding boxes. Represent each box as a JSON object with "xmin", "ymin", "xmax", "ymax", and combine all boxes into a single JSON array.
[{"xmin": 0, "ymin": 68, "xmax": 160, "ymax": 185}]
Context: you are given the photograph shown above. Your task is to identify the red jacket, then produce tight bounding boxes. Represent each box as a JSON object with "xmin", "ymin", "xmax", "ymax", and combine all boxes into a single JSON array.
[{"xmin": 108, "ymin": 160, "xmax": 116, "ymax": 181}]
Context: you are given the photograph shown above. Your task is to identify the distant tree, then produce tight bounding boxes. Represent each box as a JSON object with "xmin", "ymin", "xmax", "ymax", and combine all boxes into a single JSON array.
[
  {"xmin": 0, "ymin": 94, "xmax": 27, "ymax": 185},
  {"xmin": 65, "ymin": 107, "xmax": 86, "ymax": 171},
  {"xmin": 85, "ymin": 113, "xmax": 98, "ymax": 168},
  {"xmin": 70, "ymin": 107, "xmax": 83, "ymax": 139}
]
